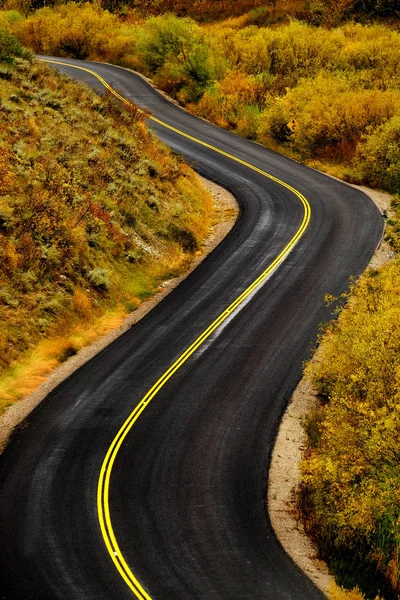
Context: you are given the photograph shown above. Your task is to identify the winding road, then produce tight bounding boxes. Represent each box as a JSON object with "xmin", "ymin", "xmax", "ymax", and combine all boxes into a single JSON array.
[{"xmin": 0, "ymin": 58, "xmax": 383, "ymax": 599}]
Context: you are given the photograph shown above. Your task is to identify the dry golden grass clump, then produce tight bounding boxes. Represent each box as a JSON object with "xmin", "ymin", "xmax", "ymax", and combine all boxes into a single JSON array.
[{"xmin": 0, "ymin": 46, "xmax": 214, "ymax": 410}]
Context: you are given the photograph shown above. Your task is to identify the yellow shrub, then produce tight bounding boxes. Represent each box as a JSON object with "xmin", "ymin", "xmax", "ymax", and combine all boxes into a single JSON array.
[
  {"xmin": 260, "ymin": 72, "xmax": 400, "ymax": 160},
  {"xmin": 301, "ymin": 261, "xmax": 400, "ymax": 596},
  {"xmin": 12, "ymin": 3, "xmax": 134, "ymax": 60},
  {"xmin": 328, "ymin": 581, "xmax": 384, "ymax": 600}
]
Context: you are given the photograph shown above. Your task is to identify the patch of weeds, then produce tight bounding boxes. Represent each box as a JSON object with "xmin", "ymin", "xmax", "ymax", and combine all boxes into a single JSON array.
[
  {"xmin": 160, "ymin": 224, "xmax": 198, "ymax": 252},
  {"xmin": 37, "ymin": 317, "xmax": 50, "ymax": 333},
  {"xmin": 124, "ymin": 300, "xmax": 139, "ymax": 312},
  {"xmin": 88, "ymin": 232, "xmax": 102, "ymax": 248},
  {"xmin": 136, "ymin": 289, "xmax": 154, "ymax": 301},
  {"xmin": 126, "ymin": 248, "xmax": 142, "ymax": 264},
  {"xmin": 146, "ymin": 196, "xmax": 159, "ymax": 212},
  {"xmin": 0, "ymin": 67, "xmax": 12, "ymax": 81},
  {"xmin": 42, "ymin": 292, "xmax": 67, "ymax": 315},
  {"xmin": 303, "ymin": 408, "xmax": 324, "ymax": 449},
  {"xmin": 18, "ymin": 270, "xmax": 37, "ymax": 292},
  {"xmin": 88, "ymin": 268, "xmax": 110, "ymax": 290},
  {"xmin": 58, "ymin": 343, "xmax": 78, "ymax": 363},
  {"xmin": 0, "ymin": 289, "xmax": 19, "ymax": 308}
]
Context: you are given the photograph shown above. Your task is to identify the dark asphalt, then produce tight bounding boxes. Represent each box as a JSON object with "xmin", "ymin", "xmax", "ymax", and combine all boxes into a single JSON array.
[{"xmin": 0, "ymin": 59, "xmax": 383, "ymax": 599}]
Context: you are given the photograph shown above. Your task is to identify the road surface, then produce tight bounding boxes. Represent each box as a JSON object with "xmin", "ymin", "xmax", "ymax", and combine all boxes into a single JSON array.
[{"xmin": 0, "ymin": 58, "xmax": 383, "ymax": 599}]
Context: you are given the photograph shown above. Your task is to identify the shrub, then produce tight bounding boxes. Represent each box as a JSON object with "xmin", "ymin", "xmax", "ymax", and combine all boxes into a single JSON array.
[
  {"xmin": 300, "ymin": 261, "xmax": 400, "ymax": 598},
  {"xmin": 87, "ymin": 267, "xmax": 110, "ymax": 290},
  {"xmin": 0, "ymin": 30, "xmax": 23, "ymax": 63},
  {"xmin": 355, "ymin": 116, "xmax": 400, "ymax": 193},
  {"xmin": 134, "ymin": 13, "xmax": 216, "ymax": 99},
  {"xmin": 134, "ymin": 14, "xmax": 201, "ymax": 72},
  {"xmin": 260, "ymin": 72, "xmax": 400, "ymax": 161},
  {"xmin": 12, "ymin": 3, "xmax": 134, "ymax": 60}
]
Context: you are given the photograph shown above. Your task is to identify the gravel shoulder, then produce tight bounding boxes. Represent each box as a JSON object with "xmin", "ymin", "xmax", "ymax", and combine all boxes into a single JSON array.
[
  {"xmin": 268, "ymin": 185, "xmax": 394, "ymax": 596},
  {"xmin": 0, "ymin": 177, "xmax": 238, "ymax": 453}
]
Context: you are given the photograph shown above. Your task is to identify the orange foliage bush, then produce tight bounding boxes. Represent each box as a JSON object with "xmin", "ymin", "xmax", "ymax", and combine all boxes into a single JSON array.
[{"xmin": 72, "ymin": 289, "xmax": 92, "ymax": 319}]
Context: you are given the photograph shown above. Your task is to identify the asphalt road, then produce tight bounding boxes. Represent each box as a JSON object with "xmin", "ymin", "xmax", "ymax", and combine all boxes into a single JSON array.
[{"xmin": 0, "ymin": 58, "xmax": 383, "ymax": 599}]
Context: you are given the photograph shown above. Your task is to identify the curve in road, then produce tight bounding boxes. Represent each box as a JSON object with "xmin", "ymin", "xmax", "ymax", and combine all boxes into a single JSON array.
[{"xmin": 0, "ymin": 58, "xmax": 383, "ymax": 600}]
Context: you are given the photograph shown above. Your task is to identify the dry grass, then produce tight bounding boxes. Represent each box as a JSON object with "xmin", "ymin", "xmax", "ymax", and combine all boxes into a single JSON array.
[
  {"xmin": 0, "ymin": 307, "xmax": 126, "ymax": 411},
  {"xmin": 0, "ymin": 53, "xmax": 216, "ymax": 412},
  {"xmin": 305, "ymin": 160, "xmax": 353, "ymax": 182},
  {"xmin": 329, "ymin": 583, "xmax": 367, "ymax": 600},
  {"xmin": 328, "ymin": 581, "xmax": 383, "ymax": 600}
]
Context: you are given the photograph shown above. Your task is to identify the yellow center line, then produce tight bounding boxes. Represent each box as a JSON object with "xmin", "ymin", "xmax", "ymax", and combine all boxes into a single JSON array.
[{"xmin": 40, "ymin": 58, "xmax": 311, "ymax": 600}]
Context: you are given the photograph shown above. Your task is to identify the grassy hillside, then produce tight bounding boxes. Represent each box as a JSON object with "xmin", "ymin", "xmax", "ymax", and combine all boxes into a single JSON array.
[{"xmin": 0, "ymin": 36, "xmax": 215, "ymax": 411}]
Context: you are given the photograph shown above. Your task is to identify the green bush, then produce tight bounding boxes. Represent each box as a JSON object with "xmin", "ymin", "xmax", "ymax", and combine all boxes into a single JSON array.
[
  {"xmin": 0, "ymin": 30, "xmax": 23, "ymax": 64},
  {"xmin": 134, "ymin": 13, "xmax": 216, "ymax": 99},
  {"xmin": 355, "ymin": 116, "xmax": 400, "ymax": 193},
  {"xmin": 134, "ymin": 14, "xmax": 200, "ymax": 72}
]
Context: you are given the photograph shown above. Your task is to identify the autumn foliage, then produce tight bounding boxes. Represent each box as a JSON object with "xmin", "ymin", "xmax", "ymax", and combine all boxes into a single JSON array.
[
  {"xmin": 3, "ymin": 3, "xmax": 137, "ymax": 61},
  {"xmin": 0, "ymin": 47, "xmax": 214, "ymax": 409},
  {"xmin": 1, "ymin": 6, "xmax": 400, "ymax": 596},
  {"xmin": 2, "ymin": 5, "xmax": 400, "ymax": 194},
  {"xmin": 300, "ymin": 258, "xmax": 400, "ymax": 599}
]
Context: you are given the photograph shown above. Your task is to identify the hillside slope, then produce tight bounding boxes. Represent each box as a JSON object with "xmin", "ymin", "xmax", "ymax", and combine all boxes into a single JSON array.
[{"xmin": 0, "ymin": 43, "xmax": 215, "ymax": 410}]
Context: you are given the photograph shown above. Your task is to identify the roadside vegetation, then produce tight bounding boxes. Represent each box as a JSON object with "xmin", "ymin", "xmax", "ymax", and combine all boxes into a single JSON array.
[
  {"xmin": 0, "ymin": 36, "xmax": 215, "ymax": 412},
  {"xmin": 1, "ymin": 3, "xmax": 399, "ymax": 194},
  {"xmin": 1, "ymin": 2, "xmax": 400, "ymax": 597},
  {"xmin": 299, "ymin": 196, "xmax": 400, "ymax": 600}
]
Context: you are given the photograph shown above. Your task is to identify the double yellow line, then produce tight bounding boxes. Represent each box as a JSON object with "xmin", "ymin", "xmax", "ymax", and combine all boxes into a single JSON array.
[{"xmin": 40, "ymin": 58, "xmax": 311, "ymax": 599}]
